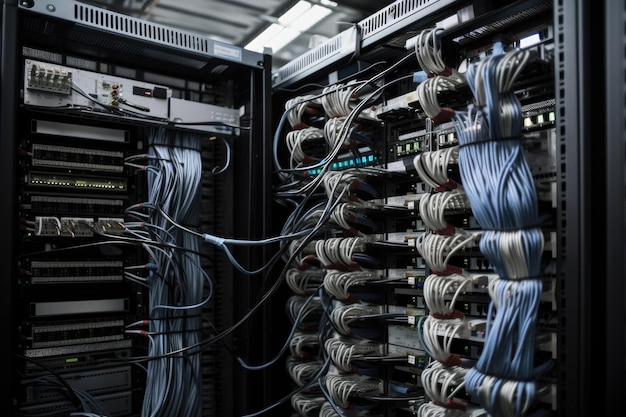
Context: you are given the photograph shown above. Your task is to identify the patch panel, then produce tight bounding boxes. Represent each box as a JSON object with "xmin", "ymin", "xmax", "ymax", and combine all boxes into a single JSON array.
[
  {"xmin": 33, "ymin": 216, "xmax": 95, "ymax": 237},
  {"xmin": 26, "ymin": 319, "xmax": 126, "ymax": 348},
  {"xmin": 23, "ymin": 348, "xmax": 133, "ymax": 375},
  {"xmin": 27, "ymin": 172, "xmax": 127, "ymax": 191},
  {"xmin": 17, "ymin": 390, "xmax": 133, "ymax": 416},
  {"xmin": 24, "ymin": 194, "xmax": 125, "ymax": 216},
  {"xmin": 30, "ymin": 143, "xmax": 125, "ymax": 172},
  {"xmin": 24, "ymin": 339, "xmax": 133, "ymax": 359},
  {"xmin": 23, "ymin": 365, "xmax": 133, "ymax": 403},
  {"xmin": 26, "ymin": 260, "xmax": 125, "ymax": 284}
]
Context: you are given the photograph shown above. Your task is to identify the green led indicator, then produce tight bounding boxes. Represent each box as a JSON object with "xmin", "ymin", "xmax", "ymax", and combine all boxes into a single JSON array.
[{"xmin": 65, "ymin": 358, "xmax": 79, "ymax": 363}]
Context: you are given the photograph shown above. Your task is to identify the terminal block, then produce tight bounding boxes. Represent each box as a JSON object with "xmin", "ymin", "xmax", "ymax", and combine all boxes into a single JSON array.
[{"xmin": 27, "ymin": 62, "xmax": 72, "ymax": 95}]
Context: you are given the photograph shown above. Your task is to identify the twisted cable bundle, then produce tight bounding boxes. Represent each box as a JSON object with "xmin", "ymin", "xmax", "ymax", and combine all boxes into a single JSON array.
[{"xmin": 453, "ymin": 47, "xmax": 549, "ymax": 417}]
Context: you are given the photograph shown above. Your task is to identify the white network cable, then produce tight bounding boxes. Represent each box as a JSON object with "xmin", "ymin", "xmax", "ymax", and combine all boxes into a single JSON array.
[
  {"xmin": 286, "ymin": 126, "xmax": 324, "ymax": 168},
  {"xmin": 321, "ymin": 80, "xmax": 360, "ymax": 117},
  {"xmin": 289, "ymin": 330, "xmax": 320, "ymax": 359},
  {"xmin": 418, "ymin": 189, "xmax": 470, "ymax": 232},
  {"xmin": 286, "ymin": 356, "xmax": 325, "ymax": 387},
  {"xmin": 286, "ymin": 94, "xmax": 322, "ymax": 128},
  {"xmin": 324, "ymin": 374, "xmax": 382, "ymax": 409},
  {"xmin": 413, "ymin": 146, "xmax": 459, "ymax": 190},
  {"xmin": 323, "ymin": 270, "xmax": 380, "ymax": 300},
  {"xmin": 314, "ymin": 237, "xmax": 366, "ymax": 268},
  {"xmin": 328, "ymin": 302, "xmax": 383, "ymax": 336},
  {"xmin": 290, "ymin": 392, "xmax": 326, "ymax": 417},
  {"xmin": 422, "ymin": 273, "xmax": 473, "ymax": 316},
  {"xmin": 286, "ymin": 267, "xmax": 325, "ymax": 295},
  {"xmin": 324, "ymin": 336, "xmax": 382, "ymax": 373},
  {"xmin": 286, "ymin": 294, "xmax": 324, "ymax": 330},
  {"xmin": 414, "ymin": 231, "xmax": 479, "ymax": 274}
]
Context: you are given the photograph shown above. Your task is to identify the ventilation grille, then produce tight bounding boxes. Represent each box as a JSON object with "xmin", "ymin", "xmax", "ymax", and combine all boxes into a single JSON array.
[
  {"xmin": 272, "ymin": 0, "xmax": 439, "ymax": 87},
  {"xmin": 453, "ymin": 3, "xmax": 552, "ymax": 43},
  {"xmin": 360, "ymin": 0, "xmax": 434, "ymax": 38},
  {"xmin": 73, "ymin": 3, "xmax": 209, "ymax": 55},
  {"xmin": 274, "ymin": 35, "xmax": 344, "ymax": 82}
]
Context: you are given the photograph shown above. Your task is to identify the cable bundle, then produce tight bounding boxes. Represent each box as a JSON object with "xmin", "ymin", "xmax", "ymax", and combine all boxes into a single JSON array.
[
  {"xmin": 413, "ymin": 27, "xmax": 466, "ymax": 123},
  {"xmin": 418, "ymin": 190, "xmax": 470, "ymax": 233},
  {"xmin": 290, "ymin": 392, "xmax": 326, "ymax": 417},
  {"xmin": 412, "ymin": 78, "xmax": 475, "ymax": 414},
  {"xmin": 286, "ymin": 127, "xmax": 324, "ymax": 168},
  {"xmin": 413, "ymin": 146, "xmax": 459, "ymax": 191},
  {"xmin": 323, "ymin": 270, "xmax": 380, "ymax": 301},
  {"xmin": 321, "ymin": 81, "xmax": 361, "ymax": 118},
  {"xmin": 323, "ymin": 374, "xmax": 382, "ymax": 409},
  {"xmin": 452, "ymin": 46, "xmax": 549, "ymax": 417},
  {"xmin": 141, "ymin": 127, "xmax": 205, "ymax": 417},
  {"xmin": 286, "ymin": 94, "xmax": 322, "ymax": 129},
  {"xmin": 324, "ymin": 336, "xmax": 383, "ymax": 373},
  {"xmin": 287, "ymin": 268, "xmax": 326, "ymax": 295},
  {"xmin": 328, "ymin": 302, "xmax": 384, "ymax": 337}
]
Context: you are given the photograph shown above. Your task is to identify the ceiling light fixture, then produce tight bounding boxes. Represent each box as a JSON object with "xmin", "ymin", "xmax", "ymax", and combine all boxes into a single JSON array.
[{"xmin": 244, "ymin": 1, "xmax": 332, "ymax": 54}]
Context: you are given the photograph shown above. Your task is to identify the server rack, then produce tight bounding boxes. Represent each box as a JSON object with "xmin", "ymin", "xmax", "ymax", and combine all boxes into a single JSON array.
[
  {"xmin": 267, "ymin": 0, "xmax": 611, "ymax": 416},
  {"xmin": 1, "ymin": 0, "xmax": 274, "ymax": 416}
]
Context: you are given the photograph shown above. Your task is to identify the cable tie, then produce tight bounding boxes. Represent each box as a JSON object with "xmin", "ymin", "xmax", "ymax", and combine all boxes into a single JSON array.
[
  {"xmin": 433, "ymin": 66, "xmax": 453, "ymax": 77},
  {"xmin": 430, "ymin": 265, "xmax": 464, "ymax": 276},
  {"xmin": 297, "ymin": 255, "xmax": 318, "ymax": 270},
  {"xmin": 433, "ymin": 178, "xmax": 458, "ymax": 192},
  {"xmin": 497, "ymin": 275, "xmax": 545, "ymax": 281},
  {"xmin": 430, "ymin": 107, "xmax": 455, "ymax": 123},
  {"xmin": 472, "ymin": 366, "xmax": 536, "ymax": 382},
  {"xmin": 203, "ymin": 234, "xmax": 226, "ymax": 247},
  {"xmin": 478, "ymin": 213, "xmax": 551, "ymax": 232},
  {"xmin": 432, "ymin": 223, "xmax": 456, "ymax": 235},
  {"xmin": 343, "ymin": 227, "xmax": 359, "ymax": 237},
  {"xmin": 433, "ymin": 399, "xmax": 466, "ymax": 411},
  {"xmin": 457, "ymin": 134, "xmax": 523, "ymax": 148},
  {"xmin": 291, "ymin": 122, "xmax": 309, "ymax": 130},
  {"xmin": 323, "ymin": 262, "xmax": 360, "ymax": 271},
  {"xmin": 429, "ymin": 309, "xmax": 464, "ymax": 320}
]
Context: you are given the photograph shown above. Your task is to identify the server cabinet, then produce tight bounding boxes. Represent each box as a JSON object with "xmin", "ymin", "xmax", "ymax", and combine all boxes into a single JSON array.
[
  {"xmin": 1, "ymin": 1, "xmax": 273, "ymax": 416},
  {"xmin": 267, "ymin": 0, "xmax": 605, "ymax": 416}
]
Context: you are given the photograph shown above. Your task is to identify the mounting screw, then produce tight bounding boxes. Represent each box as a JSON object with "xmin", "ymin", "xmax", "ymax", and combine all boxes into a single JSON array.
[{"xmin": 46, "ymin": 4, "xmax": 56, "ymax": 12}]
